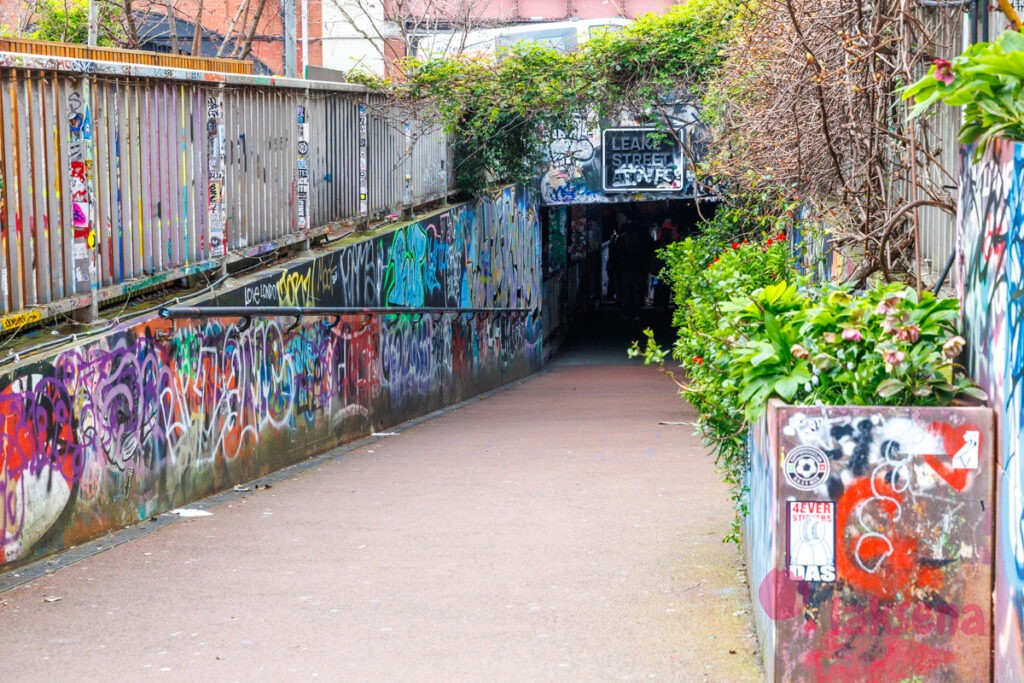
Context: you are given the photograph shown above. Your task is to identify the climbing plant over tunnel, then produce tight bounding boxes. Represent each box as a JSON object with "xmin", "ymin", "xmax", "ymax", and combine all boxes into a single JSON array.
[{"xmin": 353, "ymin": 0, "xmax": 736, "ymax": 193}]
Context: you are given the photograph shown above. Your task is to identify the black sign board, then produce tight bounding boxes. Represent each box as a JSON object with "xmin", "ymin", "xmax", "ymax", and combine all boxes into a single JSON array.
[{"xmin": 602, "ymin": 128, "xmax": 683, "ymax": 193}]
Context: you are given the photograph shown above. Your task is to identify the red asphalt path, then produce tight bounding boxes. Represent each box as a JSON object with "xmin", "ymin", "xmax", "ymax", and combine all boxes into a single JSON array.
[{"xmin": 0, "ymin": 352, "xmax": 761, "ymax": 681}]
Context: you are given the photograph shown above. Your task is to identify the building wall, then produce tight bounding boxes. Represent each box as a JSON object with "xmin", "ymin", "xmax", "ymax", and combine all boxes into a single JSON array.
[
  {"xmin": 958, "ymin": 138, "xmax": 1024, "ymax": 682},
  {"xmin": 321, "ymin": 0, "xmax": 387, "ymax": 74},
  {"xmin": 0, "ymin": 184, "xmax": 543, "ymax": 569}
]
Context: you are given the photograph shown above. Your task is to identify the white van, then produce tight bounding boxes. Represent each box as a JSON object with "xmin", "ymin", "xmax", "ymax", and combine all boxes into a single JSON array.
[{"xmin": 415, "ymin": 18, "xmax": 630, "ymax": 61}]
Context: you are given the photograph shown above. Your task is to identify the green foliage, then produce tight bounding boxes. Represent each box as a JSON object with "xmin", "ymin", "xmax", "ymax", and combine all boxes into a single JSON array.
[
  {"xmin": 377, "ymin": 0, "xmax": 735, "ymax": 193},
  {"xmin": 632, "ymin": 207, "xmax": 984, "ymax": 542},
  {"xmin": 722, "ymin": 282, "xmax": 982, "ymax": 419},
  {"xmin": 903, "ymin": 30, "xmax": 1024, "ymax": 157},
  {"xmin": 31, "ymin": 0, "xmax": 89, "ymax": 44},
  {"xmin": 30, "ymin": 0, "xmax": 121, "ymax": 47}
]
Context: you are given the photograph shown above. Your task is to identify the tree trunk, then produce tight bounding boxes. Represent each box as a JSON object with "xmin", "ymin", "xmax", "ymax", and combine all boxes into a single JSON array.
[
  {"xmin": 192, "ymin": 0, "xmax": 204, "ymax": 56},
  {"xmin": 237, "ymin": 0, "xmax": 268, "ymax": 61},
  {"xmin": 122, "ymin": 0, "xmax": 141, "ymax": 48},
  {"xmin": 164, "ymin": 0, "xmax": 180, "ymax": 54},
  {"xmin": 216, "ymin": 0, "xmax": 250, "ymax": 57}
]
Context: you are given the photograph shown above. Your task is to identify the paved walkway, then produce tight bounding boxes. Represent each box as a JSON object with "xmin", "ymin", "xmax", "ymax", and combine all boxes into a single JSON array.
[{"xmin": 0, "ymin": 341, "xmax": 761, "ymax": 681}]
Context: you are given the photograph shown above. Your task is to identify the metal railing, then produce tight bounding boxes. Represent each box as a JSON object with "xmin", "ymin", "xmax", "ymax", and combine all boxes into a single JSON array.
[{"xmin": 0, "ymin": 52, "xmax": 453, "ymax": 325}]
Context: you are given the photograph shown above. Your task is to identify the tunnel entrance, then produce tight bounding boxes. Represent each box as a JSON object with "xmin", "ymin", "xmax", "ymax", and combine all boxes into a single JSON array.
[{"xmin": 540, "ymin": 198, "xmax": 717, "ymax": 357}]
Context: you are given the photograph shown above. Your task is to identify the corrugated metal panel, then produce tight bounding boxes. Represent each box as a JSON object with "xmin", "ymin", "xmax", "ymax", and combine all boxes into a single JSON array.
[
  {"xmin": 0, "ymin": 57, "xmax": 451, "ymax": 320},
  {"xmin": 412, "ymin": 118, "xmax": 450, "ymax": 200},
  {"xmin": 916, "ymin": 9, "xmax": 963, "ymax": 292},
  {"xmin": 0, "ymin": 37, "xmax": 253, "ymax": 75}
]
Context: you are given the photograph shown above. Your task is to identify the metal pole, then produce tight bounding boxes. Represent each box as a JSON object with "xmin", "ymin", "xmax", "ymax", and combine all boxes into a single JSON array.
[
  {"xmin": 284, "ymin": 0, "xmax": 297, "ymax": 77},
  {"xmin": 302, "ymin": 0, "xmax": 309, "ymax": 76},
  {"xmin": 88, "ymin": 0, "xmax": 98, "ymax": 46}
]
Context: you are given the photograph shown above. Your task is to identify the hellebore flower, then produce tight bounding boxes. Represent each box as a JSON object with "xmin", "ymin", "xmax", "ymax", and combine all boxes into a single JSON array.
[
  {"xmin": 883, "ymin": 349, "xmax": 906, "ymax": 367},
  {"xmin": 933, "ymin": 58, "xmax": 955, "ymax": 86},
  {"xmin": 791, "ymin": 344, "xmax": 811, "ymax": 360},
  {"xmin": 842, "ymin": 328, "xmax": 863, "ymax": 342},
  {"xmin": 822, "ymin": 332, "xmax": 838, "ymax": 344},
  {"xmin": 881, "ymin": 316, "xmax": 899, "ymax": 335},
  {"xmin": 895, "ymin": 324, "xmax": 921, "ymax": 343},
  {"xmin": 943, "ymin": 335, "xmax": 966, "ymax": 358}
]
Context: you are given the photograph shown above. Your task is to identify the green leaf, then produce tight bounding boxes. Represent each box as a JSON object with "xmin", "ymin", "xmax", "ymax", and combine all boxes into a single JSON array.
[
  {"xmin": 959, "ymin": 385, "xmax": 989, "ymax": 402},
  {"xmin": 774, "ymin": 375, "xmax": 801, "ymax": 401},
  {"xmin": 876, "ymin": 379, "xmax": 905, "ymax": 398}
]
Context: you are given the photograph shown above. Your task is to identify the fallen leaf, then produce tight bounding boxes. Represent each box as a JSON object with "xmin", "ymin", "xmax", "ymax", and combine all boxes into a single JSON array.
[
  {"xmin": 43, "ymin": 595, "xmax": 62, "ymax": 603},
  {"xmin": 233, "ymin": 485, "xmax": 252, "ymax": 493}
]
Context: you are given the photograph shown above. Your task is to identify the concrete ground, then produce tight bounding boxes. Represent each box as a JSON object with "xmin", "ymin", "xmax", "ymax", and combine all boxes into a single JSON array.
[{"xmin": 0, "ymin": 335, "xmax": 761, "ymax": 682}]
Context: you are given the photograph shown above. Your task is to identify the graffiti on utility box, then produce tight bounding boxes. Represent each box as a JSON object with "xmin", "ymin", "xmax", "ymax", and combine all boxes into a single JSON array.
[{"xmin": 601, "ymin": 128, "xmax": 682, "ymax": 192}]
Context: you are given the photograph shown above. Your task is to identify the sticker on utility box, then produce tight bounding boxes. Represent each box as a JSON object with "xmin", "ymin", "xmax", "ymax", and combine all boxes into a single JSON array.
[
  {"xmin": 952, "ymin": 430, "xmax": 981, "ymax": 470},
  {"xmin": 788, "ymin": 500, "xmax": 836, "ymax": 582}
]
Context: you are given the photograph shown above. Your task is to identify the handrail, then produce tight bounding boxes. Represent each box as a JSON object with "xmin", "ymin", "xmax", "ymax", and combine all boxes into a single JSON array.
[{"xmin": 160, "ymin": 306, "xmax": 532, "ymax": 319}]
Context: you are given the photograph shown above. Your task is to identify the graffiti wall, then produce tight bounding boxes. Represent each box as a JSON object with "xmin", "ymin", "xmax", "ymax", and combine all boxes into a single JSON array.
[
  {"xmin": 0, "ymin": 185, "xmax": 543, "ymax": 568},
  {"xmin": 537, "ymin": 103, "xmax": 709, "ymax": 206},
  {"xmin": 746, "ymin": 401, "xmax": 994, "ymax": 682},
  {"xmin": 958, "ymin": 138, "xmax": 1024, "ymax": 681}
]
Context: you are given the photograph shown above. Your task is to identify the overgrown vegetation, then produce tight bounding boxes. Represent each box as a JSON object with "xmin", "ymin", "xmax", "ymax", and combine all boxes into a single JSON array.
[
  {"xmin": 356, "ymin": 0, "xmax": 735, "ymax": 192},
  {"xmin": 632, "ymin": 228, "xmax": 984, "ymax": 541}
]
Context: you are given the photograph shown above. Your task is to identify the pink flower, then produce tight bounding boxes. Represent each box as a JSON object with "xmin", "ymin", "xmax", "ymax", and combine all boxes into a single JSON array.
[
  {"xmin": 933, "ymin": 58, "xmax": 955, "ymax": 86},
  {"xmin": 790, "ymin": 344, "xmax": 810, "ymax": 360},
  {"xmin": 882, "ymin": 349, "xmax": 906, "ymax": 367},
  {"xmin": 942, "ymin": 335, "xmax": 966, "ymax": 358},
  {"xmin": 822, "ymin": 332, "xmax": 838, "ymax": 344},
  {"xmin": 881, "ymin": 316, "xmax": 899, "ymax": 335},
  {"xmin": 842, "ymin": 328, "xmax": 863, "ymax": 342},
  {"xmin": 895, "ymin": 325, "xmax": 920, "ymax": 343}
]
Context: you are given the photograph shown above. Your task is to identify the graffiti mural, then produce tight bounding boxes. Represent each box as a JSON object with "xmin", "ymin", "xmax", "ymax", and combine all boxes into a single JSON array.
[
  {"xmin": 746, "ymin": 401, "xmax": 994, "ymax": 682},
  {"xmin": 0, "ymin": 186, "xmax": 544, "ymax": 568},
  {"xmin": 959, "ymin": 138, "xmax": 1024, "ymax": 682},
  {"xmin": 538, "ymin": 102, "xmax": 709, "ymax": 206},
  {"xmin": 220, "ymin": 185, "xmax": 541, "ymax": 317}
]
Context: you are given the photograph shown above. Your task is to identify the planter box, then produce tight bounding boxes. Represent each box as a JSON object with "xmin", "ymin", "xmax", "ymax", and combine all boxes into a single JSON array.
[{"xmin": 746, "ymin": 399, "xmax": 994, "ymax": 682}]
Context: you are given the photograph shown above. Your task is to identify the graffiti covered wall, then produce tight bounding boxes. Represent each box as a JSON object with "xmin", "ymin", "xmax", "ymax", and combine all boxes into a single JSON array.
[
  {"xmin": 0, "ymin": 185, "xmax": 543, "ymax": 568},
  {"xmin": 958, "ymin": 138, "xmax": 1024, "ymax": 681},
  {"xmin": 747, "ymin": 401, "xmax": 994, "ymax": 682},
  {"xmin": 538, "ymin": 103, "xmax": 709, "ymax": 206}
]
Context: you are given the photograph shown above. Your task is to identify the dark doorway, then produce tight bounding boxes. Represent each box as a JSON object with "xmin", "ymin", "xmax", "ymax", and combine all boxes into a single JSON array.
[{"xmin": 540, "ymin": 198, "xmax": 717, "ymax": 358}]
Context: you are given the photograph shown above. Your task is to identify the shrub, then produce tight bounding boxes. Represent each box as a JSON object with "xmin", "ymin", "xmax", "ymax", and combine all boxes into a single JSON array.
[{"xmin": 633, "ymin": 226, "xmax": 984, "ymax": 543}]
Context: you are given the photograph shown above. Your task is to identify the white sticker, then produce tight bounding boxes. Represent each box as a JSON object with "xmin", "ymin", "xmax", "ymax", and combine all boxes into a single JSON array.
[
  {"xmin": 951, "ymin": 430, "xmax": 980, "ymax": 470},
  {"xmin": 783, "ymin": 445, "xmax": 830, "ymax": 490},
  {"xmin": 788, "ymin": 500, "xmax": 836, "ymax": 582}
]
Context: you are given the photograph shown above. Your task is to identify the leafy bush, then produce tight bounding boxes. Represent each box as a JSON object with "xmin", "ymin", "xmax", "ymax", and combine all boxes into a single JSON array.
[
  {"xmin": 903, "ymin": 30, "xmax": 1024, "ymax": 156},
  {"xmin": 633, "ymin": 219, "xmax": 983, "ymax": 542}
]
